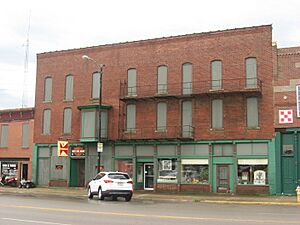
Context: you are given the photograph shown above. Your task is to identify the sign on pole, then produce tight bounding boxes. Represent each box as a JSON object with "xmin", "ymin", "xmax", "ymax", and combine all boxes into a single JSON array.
[
  {"xmin": 58, "ymin": 141, "xmax": 69, "ymax": 157},
  {"xmin": 97, "ymin": 142, "xmax": 103, "ymax": 153}
]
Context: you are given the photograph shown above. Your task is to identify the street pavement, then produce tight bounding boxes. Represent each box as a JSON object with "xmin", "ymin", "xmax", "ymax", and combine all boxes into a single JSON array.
[{"xmin": 0, "ymin": 186, "xmax": 299, "ymax": 206}]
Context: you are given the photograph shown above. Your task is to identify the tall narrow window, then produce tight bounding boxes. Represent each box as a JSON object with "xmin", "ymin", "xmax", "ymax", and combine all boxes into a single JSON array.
[
  {"xmin": 127, "ymin": 69, "xmax": 136, "ymax": 96},
  {"xmin": 43, "ymin": 109, "xmax": 51, "ymax": 135},
  {"xmin": 0, "ymin": 125, "xmax": 8, "ymax": 147},
  {"xmin": 246, "ymin": 58, "xmax": 257, "ymax": 88},
  {"xmin": 157, "ymin": 65, "xmax": 168, "ymax": 94},
  {"xmin": 182, "ymin": 101, "xmax": 192, "ymax": 137},
  {"xmin": 126, "ymin": 104, "xmax": 136, "ymax": 131},
  {"xmin": 211, "ymin": 60, "xmax": 222, "ymax": 90},
  {"xmin": 22, "ymin": 123, "xmax": 29, "ymax": 148},
  {"xmin": 65, "ymin": 75, "xmax": 74, "ymax": 101},
  {"xmin": 63, "ymin": 108, "xmax": 72, "ymax": 134},
  {"xmin": 92, "ymin": 72, "xmax": 100, "ymax": 99},
  {"xmin": 247, "ymin": 97, "xmax": 258, "ymax": 128},
  {"xmin": 212, "ymin": 99, "xmax": 223, "ymax": 129},
  {"xmin": 157, "ymin": 102, "xmax": 167, "ymax": 131},
  {"xmin": 182, "ymin": 63, "xmax": 192, "ymax": 95},
  {"xmin": 44, "ymin": 77, "xmax": 52, "ymax": 101},
  {"xmin": 82, "ymin": 111, "xmax": 96, "ymax": 138},
  {"xmin": 95, "ymin": 110, "xmax": 109, "ymax": 139}
]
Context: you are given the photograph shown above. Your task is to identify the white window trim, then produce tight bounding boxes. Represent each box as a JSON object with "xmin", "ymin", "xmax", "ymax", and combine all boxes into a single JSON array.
[
  {"xmin": 238, "ymin": 159, "xmax": 268, "ymax": 165},
  {"xmin": 181, "ymin": 159, "xmax": 208, "ymax": 165}
]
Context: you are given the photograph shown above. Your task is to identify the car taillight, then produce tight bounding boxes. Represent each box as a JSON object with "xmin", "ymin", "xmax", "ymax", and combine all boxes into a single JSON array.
[
  {"xmin": 104, "ymin": 180, "xmax": 113, "ymax": 183},
  {"xmin": 127, "ymin": 181, "xmax": 133, "ymax": 184}
]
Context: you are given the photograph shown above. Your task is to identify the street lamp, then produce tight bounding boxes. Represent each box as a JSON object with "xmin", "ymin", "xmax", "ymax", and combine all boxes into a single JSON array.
[{"xmin": 82, "ymin": 55, "xmax": 105, "ymax": 173}]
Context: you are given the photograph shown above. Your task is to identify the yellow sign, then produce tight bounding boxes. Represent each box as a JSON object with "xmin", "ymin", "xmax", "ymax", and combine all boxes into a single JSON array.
[{"xmin": 58, "ymin": 141, "xmax": 69, "ymax": 157}]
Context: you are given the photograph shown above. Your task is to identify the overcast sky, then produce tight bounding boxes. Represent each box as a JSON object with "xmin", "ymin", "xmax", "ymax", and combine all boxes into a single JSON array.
[{"xmin": 0, "ymin": 0, "xmax": 299, "ymax": 110}]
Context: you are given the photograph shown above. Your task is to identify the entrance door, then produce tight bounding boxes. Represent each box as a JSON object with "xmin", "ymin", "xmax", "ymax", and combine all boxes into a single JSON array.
[
  {"xmin": 217, "ymin": 165, "xmax": 230, "ymax": 193},
  {"xmin": 282, "ymin": 157, "xmax": 296, "ymax": 194},
  {"xmin": 38, "ymin": 158, "xmax": 50, "ymax": 186},
  {"xmin": 70, "ymin": 159, "xmax": 85, "ymax": 187},
  {"xmin": 22, "ymin": 164, "xmax": 28, "ymax": 180},
  {"xmin": 144, "ymin": 163, "xmax": 154, "ymax": 190}
]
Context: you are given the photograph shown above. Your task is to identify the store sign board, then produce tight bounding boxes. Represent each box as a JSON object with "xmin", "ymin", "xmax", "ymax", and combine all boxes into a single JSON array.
[
  {"xmin": 71, "ymin": 146, "xmax": 85, "ymax": 157},
  {"xmin": 253, "ymin": 170, "xmax": 266, "ymax": 185},
  {"xmin": 58, "ymin": 141, "xmax": 69, "ymax": 157}
]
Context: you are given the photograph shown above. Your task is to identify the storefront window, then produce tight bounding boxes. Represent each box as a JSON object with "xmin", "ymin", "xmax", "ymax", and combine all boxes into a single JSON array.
[
  {"xmin": 115, "ymin": 159, "xmax": 133, "ymax": 179},
  {"xmin": 181, "ymin": 165, "xmax": 209, "ymax": 184},
  {"xmin": 158, "ymin": 159, "xmax": 177, "ymax": 183},
  {"xmin": 1, "ymin": 162, "xmax": 18, "ymax": 178},
  {"xmin": 238, "ymin": 165, "xmax": 268, "ymax": 185}
]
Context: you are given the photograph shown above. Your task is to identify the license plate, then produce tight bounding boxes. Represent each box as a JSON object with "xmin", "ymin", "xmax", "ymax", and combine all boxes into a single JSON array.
[{"xmin": 117, "ymin": 182, "xmax": 124, "ymax": 186}]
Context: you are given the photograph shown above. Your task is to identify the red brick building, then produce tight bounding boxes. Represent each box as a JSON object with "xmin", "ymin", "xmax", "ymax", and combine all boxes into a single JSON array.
[
  {"xmin": 273, "ymin": 45, "xmax": 300, "ymax": 194},
  {"xmin": 33, "ymin": 25, "xmax": 275, "ymax": 194},
  {"xmin": 0, "ymin": 108, "xmax": 34, "ymax": 183}
]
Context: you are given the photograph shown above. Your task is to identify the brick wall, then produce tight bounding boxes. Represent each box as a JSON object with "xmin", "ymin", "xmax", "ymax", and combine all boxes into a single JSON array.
[
  {"xmin": 34, "ymin": 25, "xmax": 274, "ymax": 143},
  {"xmin": 236, "ymin": 185, "xmax": 269, "ymax": 194}
]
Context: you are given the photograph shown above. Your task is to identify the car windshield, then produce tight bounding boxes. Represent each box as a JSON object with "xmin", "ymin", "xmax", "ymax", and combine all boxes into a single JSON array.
[{"xmin": 108, "ymin": 173, "xmax": 130, "ymax": 180}]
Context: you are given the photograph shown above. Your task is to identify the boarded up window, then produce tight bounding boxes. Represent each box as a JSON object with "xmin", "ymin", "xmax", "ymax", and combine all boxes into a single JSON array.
[
  {"xmin": 296, "ymin": 85, "xmax": 300, "ymax": 117},
  {"xmin": 100, "ymin": 111, "xmax": 108, "ymax": 138},
  {"xmin": 128, "ymin": 69, "xmax": 136, "ymax": 96},
  {"xmin": 63, "ymin": 108, "xmax": 72, "ymax": 134},
  {"xmin": 214, "ymin": 144, "xmax": 233, "ymax": 155},
  {"xmin": 82, "ymin": 111, "xmax": 95, "ymax": 138},
  {"xmin": 212, "ymin": 99, "xmax": 223, "ymax": 129},
  {"xmin": 157, "ymin": 65, "xmax": 168, "ymax": 94},
  {"xmin": 22, "ymin": 123, "xmax": 29, "ymax": 148},
  {"xmin": 246, "ymin": 58, "xmax": 257, "ymax": 87},
  {"xmin": 92, "ymin": 72, "xmax": 100, "ymax": 99},
  {"xmin": 247, "ymin": 97, "xmax": 258, "ymax": 128},
  {"xmin": 0, "ymin": 125, "xmax": 8, "ymax": 147},
  {"xmin": 43, "ymin": 109, "xmax": 51, "ymax": 135},
  {"xmin": 157, "ymin": 102, "xmax": 167, "ymax": 130},
  {"xmin": 182, "ymin": 63, "xmax": 192, "ymax": 94},
  {"xmin": 182, "ymin": 101, "xmax": 192, "ymax": 137},
  {"xmin": 211, "ymin": 60, "xmax": 222, "ymax": 90},
  {"xmin": 126, "ymin": 104, "xmax": 136, "ymax": 130},
  {"xmin": 65, "ymin": 75, "xmax": 73, "ymax": 101},
  {"xmin": 44, "ymin": 77, "xmax": 52, "ymax": 101},
  {"xmin": 237, "ymin": 143, "xmax": 268, "ymax": 155}
]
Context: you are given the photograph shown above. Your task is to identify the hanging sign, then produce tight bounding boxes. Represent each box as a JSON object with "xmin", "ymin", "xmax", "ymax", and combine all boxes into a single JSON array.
[
  {"xmin": 71, "ymin": 146, "xmax": 85, "ymax": 157},
  {"xmin": 58, "ymin": 141, "xmax": 69, "ymax": 157},
  {"xmin": 97, "ymin": 142, "xmax": 103, "ymax": 153}
]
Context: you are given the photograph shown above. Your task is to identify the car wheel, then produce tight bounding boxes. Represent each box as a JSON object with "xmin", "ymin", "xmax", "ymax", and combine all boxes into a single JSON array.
[
  {"xmin": 26, "ymin": 183, "xmax": 30, "ymax": 189},
  {"xmin": 125, "ymin": 194, "xmax": 132, "ymax": 202},
  {"xmin": 98, "ymin": 188, "xmax": 104, "ymax": 200},
  {"xmin": 87, "ymin": 187, "xmax": 93, "ymax": 199}
]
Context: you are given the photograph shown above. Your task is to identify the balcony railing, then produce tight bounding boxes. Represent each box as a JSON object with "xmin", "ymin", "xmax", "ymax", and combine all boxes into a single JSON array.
[
  {"xmin": 119, "ymin": 125, "xmax": 194, "ymax": 140},
  {"xmin": 120, "ymin": 78, "xmax": 262, "ymax": 100}
]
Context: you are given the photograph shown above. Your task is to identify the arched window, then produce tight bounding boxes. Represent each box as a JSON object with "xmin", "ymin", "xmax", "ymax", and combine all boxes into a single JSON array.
[
  {"xmin": 44, "ymin": 77, "xmax": 52, "ymax": 101},
  {"xmin": 182, "ymin": 63, "xmax": 192, "ymax": 94},
  {"xmin": 65, "ymin": 75, "xmax": 74, "ymax": 101},
  {"xmin": 157, "ymin": 65, "xmax": 168, "ymax": 94},
  {"xmin": 211, "ymin": 60, "xmax": 222, "ymax": 90}
]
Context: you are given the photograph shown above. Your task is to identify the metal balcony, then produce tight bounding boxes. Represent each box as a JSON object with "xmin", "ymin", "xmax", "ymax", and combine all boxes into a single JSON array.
[
  {"xmin": 119, "ymin": 78, "xmax": 262, "ymax": 100},
  {"xmin": 119, "ymin": 125, "xmax": 194, "ymax": 140}
]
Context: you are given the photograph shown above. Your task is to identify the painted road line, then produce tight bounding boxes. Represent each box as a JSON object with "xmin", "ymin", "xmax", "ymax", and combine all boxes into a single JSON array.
[
  {"xmin": 0, "ymin": 204, "xmax": 299, "ymax": 224},
  {"xmin": 2, "ymin": 217, "xmax": 71, "ymax": 225}
]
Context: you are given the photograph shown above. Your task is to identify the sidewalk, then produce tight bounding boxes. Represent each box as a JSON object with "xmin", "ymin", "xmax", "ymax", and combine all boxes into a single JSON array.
[{"xmin": 0, "ymin": 186, "xmax": 299, "ymax": 206}]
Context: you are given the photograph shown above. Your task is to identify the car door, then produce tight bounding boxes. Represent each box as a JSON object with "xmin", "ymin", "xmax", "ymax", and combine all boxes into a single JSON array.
[{"xmin": 90, "ymin": 173, "xmax": 104, "ymax": 193}]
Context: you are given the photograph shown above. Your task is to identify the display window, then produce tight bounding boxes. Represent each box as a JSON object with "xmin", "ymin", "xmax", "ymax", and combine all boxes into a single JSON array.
[
  {"xmin": 238, "ymin": 164, "xmax": 268, "ymax": 185},
  {"xmin": 157, "ymin": 159, "xmax": 177, "ymax": 183},
  {"xmin": 181, "ymin": 165, "xmax": 209, "ymax": 184},
  {"xmin": 115, "ymin": 159, "xmax": 133, "ymax": 178},
  {"xmin": 1, "ymin": 162, "xmax": 18, "ymax": 178}
]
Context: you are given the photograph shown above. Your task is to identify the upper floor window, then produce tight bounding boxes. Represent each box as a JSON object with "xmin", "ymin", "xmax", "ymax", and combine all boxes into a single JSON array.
[
  {"xmin": 44, "ymin": 77, "xmax": 52, "ymax": 102},
  {"xmin": 245, "ymin": 57, "xmax": 257, "ymax": 88},
  {"xmin": 0, "ymin": 124, "xmax": 8, "ymax": 147},
  {"xmin": 247, "ymin": 97, "xmax": 259, "ymax": 128},
  {"xmin": 157, "ymin": 65, "xmax": 168, "ymax": 94},
  {"xmin": 182, "ymin": 63, "xmax": 192, "ymax": 95},
  {"xmin": 127, "ymin": 69, "xmax": 137, "ymax": 96},
  {"xmin": 211, "ymin": 60, "xmax": 222, "ymax": 90},
  {"xmin": 65, "ymin": 75, "xmax": 74, "ymax": 101},
  {"xmin": 157, "ymin": 102, "xmax": 167, "ymax": 131},
  {"xmin": 182, "ymin": 101, "xmax": 193, "ymax": 138},
  {"xmin": 126, "ymin": 104, "xmax": 136, "ymax": 131},
  {"xmin": 22, "ymin": 123, "xmax": 29, "ymax": 148},
  {"xmin": 63, "ymin": 108, "xmax": 72, "ymax": 134},
  {"xmin": 92, "ymin": 72, "xmax": 100, "ymax": 99},
  {"xmin": 212, "ymin": 99, "xmax": 223, "ymax": 129},
  {"xmin": 43, "ymin": 109, "xmax": 51, "ymax": 135},
  {"xmin": 81, "ymin": 109, "xmax": 108, "ymax": 139}
]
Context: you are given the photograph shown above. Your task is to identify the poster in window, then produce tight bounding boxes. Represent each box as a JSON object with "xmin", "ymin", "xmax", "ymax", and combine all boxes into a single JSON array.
[
  {"xmin": 253, "ymin": 170, "xmax": 266, "ymax": 185},
  {"xmin": 162, "ymin": 160, "xmax": 172, "ymax": 170}
]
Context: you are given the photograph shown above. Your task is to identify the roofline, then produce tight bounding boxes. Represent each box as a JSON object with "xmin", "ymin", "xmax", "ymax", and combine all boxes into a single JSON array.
[
  {"xmin": 0, "ymin": 107, "xmax": 34, "ymax": 113},
  {"xmin": 37, "ymin": 24, "xmax": 272, "ymax": 56}
]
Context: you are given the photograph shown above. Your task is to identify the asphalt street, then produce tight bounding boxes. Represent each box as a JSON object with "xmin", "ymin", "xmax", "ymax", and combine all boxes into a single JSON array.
[{"xmin": 0, "ymin": 193, "xmax": 300, "ymax": 225}]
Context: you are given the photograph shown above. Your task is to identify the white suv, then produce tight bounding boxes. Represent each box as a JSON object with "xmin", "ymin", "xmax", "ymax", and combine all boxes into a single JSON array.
[{"xmin": 87, "ymin": 172, "xmax": 133, "ymax": 201}]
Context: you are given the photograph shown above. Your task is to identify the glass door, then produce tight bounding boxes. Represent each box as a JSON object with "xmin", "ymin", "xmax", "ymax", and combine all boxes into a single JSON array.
[
  {"xmin": 217, "ymin": 165, "xmax": 230, "ymax": 193},
  {"xmin": 144, "ymin": 163, "xmax": 154, "ymax": 190}
]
